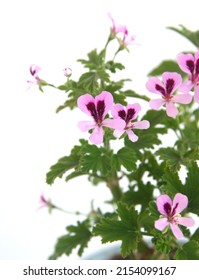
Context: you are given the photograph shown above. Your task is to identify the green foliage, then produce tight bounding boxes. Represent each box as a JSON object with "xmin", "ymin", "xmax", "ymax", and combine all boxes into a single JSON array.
[
  {"xmin": 122, "ymin": 182, "xmax": 154, "ymax": 211},
  {"xmin": 93, "ymin": 202, "xmax": 139, "ymax": 257},
  {"xmin": 174, "ymin": 241, "xmax": 199, "ymax": 260},
  {"xmin": 156, "ymin": 148, "xmax": 182, "ymax": 172},
  {"xmin": 168, "ymin": 25, "xmax": 199, "ymax": 48},
  {"xmin": 49, "ymin": 220, "xmax": 92, "ymax": 259},
  {"xmin": 80, "ymin": 144, "xmax": 112, "ymax": 177},
  {"xmin": 112, "ymin": 147, "xmax": 137, "ymax": 171},
  {"xmin": 148, "ymin": 60, "xmax": 185, "ymax": 77},
  {"xmin": 161, "ymin": 163, "xmax": 199, "ymax": 215},
  {"xmin": 46, "ymin": 143, "xmax": 83, "ymax": 185}
]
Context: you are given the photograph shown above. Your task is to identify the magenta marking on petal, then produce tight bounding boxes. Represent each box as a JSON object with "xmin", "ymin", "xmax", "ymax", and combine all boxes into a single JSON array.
[
  {"xmin": 196, "ymin": 59, "xmax": 199, "ymax": 75},
  {"xmin": 96, "ymin": 100, "xmax": 105, "ymax": 122},
  {"xmin": 126, "ymin": 108, "xmax": 136, "ymax": 123},
  {"xmin": 171, "ymin": 202, "xmax": 179, "ymax": 216},
  {"xmin": 186, "ymin": 60, "xmax": 194, "ymax": 74},
  {"xmin": 166, "ymin": 79, "xmax": 175, "ymax": 95},
  {"xmin": 155, "ymin": 84, "xmax": 165, "ymax": 96},
  {"xmin": 163, "ymin": 202, "xmax": 172, "ymax": 215},
  {"xmin": 87, "ymin": 102, "xmax": 98, "ymax": 123},
  {"xmin": 118, "ymin": 110, "xmax": 126, "ymax": 120}
]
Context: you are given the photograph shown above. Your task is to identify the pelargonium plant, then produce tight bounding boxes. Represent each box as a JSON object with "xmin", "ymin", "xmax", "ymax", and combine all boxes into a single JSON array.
[{"xmin": 29, "ymin": 18, "xmax": 199, "ymax": 260}]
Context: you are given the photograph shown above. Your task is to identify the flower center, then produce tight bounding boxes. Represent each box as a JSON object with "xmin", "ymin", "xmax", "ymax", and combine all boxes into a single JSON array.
[
  {"xmin": 87, "ymin": 100, "xmax": 105, "ymax": 124},
  {"xmin": 155, "ymin": 79, "xmax": 175, "ymax": 100}
]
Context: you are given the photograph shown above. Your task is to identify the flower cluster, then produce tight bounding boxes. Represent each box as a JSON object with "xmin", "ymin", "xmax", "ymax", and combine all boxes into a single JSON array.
[{"xmin": 77, "ymin": 91, "xmax": 150, "ymax": 145}]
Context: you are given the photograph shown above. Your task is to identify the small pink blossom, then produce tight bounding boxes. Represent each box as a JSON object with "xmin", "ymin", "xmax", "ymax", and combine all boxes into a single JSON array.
[
  {"xmin": 63, "ymin": 67, "xmax": 72, "ymax": 77},
  {"xmin": 146, "ymin": 72, "xmax": 192, "ymax": 117},
  {"xmin": 108, "ymin": 13, "xmax": 136, "ymax": 48},
  {"xmin": 38, "ymin": 194, "xmax": 53, "ymax": 211},
  {"xmin": 27, "ymin": 64, "xmax": 41, "ymax": 86},
  {"xmin": 176, "ymin": 51, "xmax": 199, "ymax": 103},
  {"xmin": 77, "ymin": 91, "xmax": 125, "ymax": 145},
  {"xmin": 111, "ymin": 103, "xmax": 150, "ymax": 142},
  {"xmin": 155, "ymin": 193, "xmax": 195, "ymax": 239},
  {"xmin": 108, "ymin": 13, "xmax": 128, "ymax": 37}
]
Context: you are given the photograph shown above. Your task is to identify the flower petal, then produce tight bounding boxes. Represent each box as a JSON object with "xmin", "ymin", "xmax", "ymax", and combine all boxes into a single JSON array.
[
  {"xmin": 77, "ymin": 94, "xmax": 95, "ymax": 116},
  {"xmin": 162, "ymin": 72, "xmax": 182, "ymax": 94},
  {"xmin": 172, "ymin": 93, "xmax": 192, "ymax": 104},
  {"xmin": 177, "ymin": 217, "xmax": 195, "ymax": 227},
  {"xmin": 113, "ymin": 129, "xmax": 125, "ymax": 138},
  {"xmin": 156, "ymin": 194, "xmax": 172, "ymax": 216},
  {"xmin": 149, "ymin": 99, "xmax": 165, "ymax": 110},
  {"xmin": 111, "ymin": 103, "xmax": 125, "ymax": 118},
  {"xmin": 95, "ymin": 91, "xmax": 113, "ymax": 118},
  {"xmin": 172, "ymin": 193, "xmax": 188, "ymax": 215},
  {"xmin": 126, "ymin": 129, "xmax": 138, "ymax": 142},
  {"xmin": 103, "ymin": 118, "xmax": 125, "ymax": 130},
  {"xmin": 146, "ymin": 77, "xmax": 164, "ymax": 95},
  {"xmin": 178, "ymin": 80, "xmax": 193, "ymax": 93},
  {"xmin": 194, "ymin": 85, "xmax": 199, "ymax": 103},
  {"xmin": 170, "ymin": 223, "xmax": 184, "ymax": 239},
  {"xmin": 166, "ymin": 101, "xmax": 178, "ymax": 117},
  {"xmin": 155, "ymin": 218, "xmax": 169, "ymax": 231},
  {"xmin": 176, "ymin": 53, "xmax": 195, "ymax": 76},
  {"xmin": 77, "ymin": 121, "xmax": 96, "ymax": 132},
  {"xmin": 132, "ymin": 120, "xmax": 150, "ymax": 129},
  {"xmin": 126, "ymin": 103, "xmax": 141, "ymax": 120},
  {"xmin": 89, "ymin": 126, "xmax": 103, "ymax": 145}
]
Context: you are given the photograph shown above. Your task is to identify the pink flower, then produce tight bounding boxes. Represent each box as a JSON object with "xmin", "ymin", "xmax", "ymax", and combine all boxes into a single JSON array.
[
  {"xmin": 111, "ymin": 103, "xmax": 150, "ymax": 142},
  {"xmin": 63, "ymin": 67, "xmax": 72, "ymax": 77},
  {"xmin": 155, "ymin": 193, "xmax": 195, "ymax": 239},
  {"xmin": 108, "ymin": 13, "xmax": 136, "ymax": 48},
  {"xmin": 108, "ymin": 13, "xmax": 128, "ymax": 37},
  {"xmin": 27, "ymin": 64, "xmax": 41, "ymax": 86},
  {"xmin": 77, "ymin": 91, "xmax": 125, "ymax": 145},
  {"xmin": 146, "ymin": 72, "xmax": 192, "ymax": 117},
  {"xmin": 176, "ymin": 51, "xmax": 199, "ymax": 103},
  {"xmin": 37, "ymin": 194, "xmax": 53, "ymax": 211}
]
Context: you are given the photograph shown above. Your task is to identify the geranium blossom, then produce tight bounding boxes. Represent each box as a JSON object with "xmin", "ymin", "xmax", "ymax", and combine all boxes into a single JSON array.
[
  {"xmin": 108, "ymin": 13, "xmax": 128, "ymax": 37},
  {"xmin": 146, "ymin": 72, "xmax": 192, "ymax": 117},
  {"xmin": 177, "ymin": 51, "xmax": 199, "ymax": 103},
  {"xmin": 77, "ymin": 91, "xmax": 125, "ymax": 145},
  {"xmin": 63, "ymin": 67, "xmax": 72, "ymax": 77},
  {"xmin": 108, "ymin": 13, "xmax": 136, "ymax": 47},
  {"xmin": 27, "ymin": 64, "xmax": 41, "ymax": 86},
  {"xmin": 155, "ymin": 193, "xmax": 195, "ymax": 239},
  {"xmin": 111, "ymin": 103, "xmax": 150, "ymax": 142}
]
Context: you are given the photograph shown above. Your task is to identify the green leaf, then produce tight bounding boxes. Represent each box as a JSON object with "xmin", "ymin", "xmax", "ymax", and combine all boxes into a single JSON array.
[
  {"xmin": 174, "ymin": 241, "xmax": 199, "ymax": 260},
  {"xmin": 105, "ymin": 61, "xmax": 125, "ymax": 73},
  {"xmin": 46, "ymin": 140, "xmax": 87, "ymax": 185},
  {"xmin": 156, "ymin": 148, "xmax": 182, "ymax": 172},
  {"xmin": 46, "ymin": 154, "xmax": 80, "ymax": 185},
  {"xmin": 80, "ymin": 145, "xmax": 111, "ymax": 177},
  {"xmin": 49, "ymin": 220, "xmax": 92, "ymax": 259},
  {"xmin": 116, "ymin": 147, "xmax": 137, "ymax": 171},
  {"xmin": 78, "ymin": 49, "xmax": 104, "ymax": 69},
  {"xmin": 162, "ymin": 163, "xmax": 199, "ymax": 215},
  {"xmin": 78, "ymin": 72, "xmax": 99, "ymax": 92},
  {"xmin": 184, "ymin": 162, "xmax": 199, "ymax": 215},
  {"xmin": 148, "ymin": 60, "xmax": 185, "ymax": 77},
  {"xmin": 168, "ymin": 25, "xmax": 199, "ymax": 48},
  {"xmin": 93, "ymin": 202, "xmax": 139, "ymax": 257},
  {"xmin": 121, "ymin": 89, "xmax": 150, "ymax": 102},
  {"xmin": 123, "ymin": 182, "xmax": 154, "ymax": 211},
  {"xmin": 191, "ymin": 228, "xmax": 199, "ymax": 242}
]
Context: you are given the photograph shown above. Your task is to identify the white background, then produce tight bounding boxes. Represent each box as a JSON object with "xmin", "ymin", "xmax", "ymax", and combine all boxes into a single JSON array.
[{"xmin": 0, "ymin": 0, "xmax": 198, "ymax": 260}]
